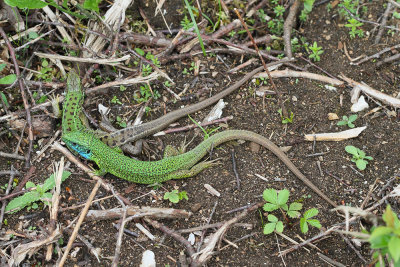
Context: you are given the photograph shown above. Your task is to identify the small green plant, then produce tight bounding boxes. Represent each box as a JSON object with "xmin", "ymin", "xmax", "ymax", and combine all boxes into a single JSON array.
[
  {"xmin": 181, "ymin": 15, "xmax": 194, "ymax": 30},
  {"xmin": 142, "ymin": 64, "xmax": 153, "ymax": 76},
  {"xmin": 345, "ymin": 18, "xmax": 364, "ymax": 39},
  {"xmin": 337, "ymin": 114, "xmax": 357, "ymax": 128},
  {"xmin": 1, "ymin": 181, "xmax": 17, "ymax": 190},
  {"xmin": 262, "ymin": 188, "xmax": 321, "ymax": 235},
  {"xmin": 6, "ymin": 171, "xmax": 71, "ymax": 213},
  {"xmin": 273, "ymin": 5, "xmax": 285, "ymax": 17},
  {"xmin": 32, "ymin": 91, "xmax": 48, "ymax": 104},
  {"xmin": 300, "ymin": 208, "xmax": 321, "ymax": 233},
  {"xmin": 133, "ymin": 84, "xmax": 160, "ymax": 103},
  {"xmin": 308, "ymin": 42, "xmax": 324, "ymax": 62},
  {"xmin": 263, "ymin": 214, "xmax": 284, "ymax": 234},
  {"xmin": 36, "ymin": 59, "xmax": 53, "ymax": 82},
  {"xmin": 299, "ymin": 0, "xmax": 315, "ymax": 21},
  {"xmin": 345, "ymin": 145, "xmax": 373, "ymax": 171},
  {"xmin": 4, "ymin": 0, "xmax": 90, "ymax": 19},
  {"xmin": 111, "ymin": 95, "xmax": 122, "ymax": 105},
  {"xmin": 257, "ymin": 9, "xmax": 269, "ymax": 23},
  {"xmin": 164, "ymin": 190, "xmax": 188, "ymax": 204},
  {"xmin": 277, "ymin": 109, "xmax": 294, "ymax": 124},
  {"xmin": 0, "ymin": 63, "xmax": 16, "ymax": 85},
  {"xmin": 116, "ymin": 116, "xmax": 127, "ymax": 128},
  {"xmin": 368, "ymin": 205, "xmax": 400, "ymax": 266},
  {"xmin": 338, "ymin": 0, "xmax": 359, "ymax": 19},
  {"xmin": 188, "ymin": 115, "xmax": 221, "ymax": 140}
]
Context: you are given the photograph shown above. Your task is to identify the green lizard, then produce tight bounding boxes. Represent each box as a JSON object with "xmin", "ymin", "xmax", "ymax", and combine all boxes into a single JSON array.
[{"xmin": 62, "ymin": 129, "xmax": 337, "ymax": 207}]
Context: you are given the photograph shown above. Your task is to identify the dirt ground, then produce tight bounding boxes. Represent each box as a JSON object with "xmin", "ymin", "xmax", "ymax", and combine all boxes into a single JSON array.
[{"xmin": 1, "ymin": 0, "xmax": 399, "ymax": 266}]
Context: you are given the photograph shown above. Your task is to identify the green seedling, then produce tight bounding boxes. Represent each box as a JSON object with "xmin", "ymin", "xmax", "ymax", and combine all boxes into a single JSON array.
[
  {"xmin": 273, "ymin": 5, "xmax": 285, "ymax": 17},
  {"xmin": 257, "ymin": 9, "xmax": 269, "ymax": 23},
  {"xmin": 337, "ymin": 114, "xmax": 357, "ymax": 128},
  {"xmin": 116, "ymin": 116, "xmax": 127, "ymax": 128},
  {"xmin": 164, "ymin": 190, "xmax": 188, "ymax": 204},
  {"xmin": 262, "ymin": 188, "xmax": 321, "ymax": 235},
  {"xmin": 6, "ymin": 171, "xmax": 71, "ymax": 213},
  {"xmin": 338, "ymin": 0, "xmax": 359, "ymax": 19},
  {"xmin": 299, "ymin": 0, "xmax": 315, "ymax": 21},
  {"xmin": 188, "ymin": 115, "xmax": 221, "ymax": 140},
  {"xmin": 4, "ymin": 0, "xmax": 88, "ymax": 19},
  {"xmin": 133, "ymin": 84, "xmax": 160, "ymax": 103},
  {"xmin": 345, "ymin": 145, "xmax": 373, "ymax": 170},
  {"xmin": 111, "ymin": 95, "xmax": 122, "ymax": 105},
  {"xmin": 308, "ymin": 42, "xmax": 323, "ymax": 62},
  {"xmin": 300, "ymin": 208, "xmax": 321, "ymax": 234},
  {"xmin": 369, "ymin": 205, "xmax": 400, "ymax": 266},
  {"xmin": 181, "ymin": 15, "xmax": 194, "ymax": 30},
  {"xmin": 263, "ymin": 188, "xmax": 303, "ymax": 218},
  {"xmin": 343, "ymin": 205, "xmax": 400, "ymax": 266},
  {"xmin": 277, "ymin": 109, "xmax": 294, "ymax": 124},
  {"xmin": 263, "ymin": 214, "xmax": 284, "ymax": 234},
  {"xmin": 345, "ymin": 18, "xmax": 364, "ymax": 39}
]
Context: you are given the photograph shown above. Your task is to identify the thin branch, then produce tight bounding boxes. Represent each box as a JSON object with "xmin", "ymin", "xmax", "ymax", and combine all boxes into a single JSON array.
[{"xmin": 283, "ymin": 0, "xmax": 300, "ymax": 59}]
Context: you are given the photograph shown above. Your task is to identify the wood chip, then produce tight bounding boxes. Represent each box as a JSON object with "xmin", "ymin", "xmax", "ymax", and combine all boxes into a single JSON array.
[
  {"xmin": 204, "ymin": 184, "xmax": 220, "ymax": 197},
  {"xmin": 304, "ymin": 126, "xmax": 367, "ymax": 141}
]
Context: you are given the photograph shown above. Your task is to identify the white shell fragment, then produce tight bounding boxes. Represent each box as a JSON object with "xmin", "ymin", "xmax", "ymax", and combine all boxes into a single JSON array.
[
  {"xmin": 98, "ymin": 103, "xmax": 110, "ymax": 116},
  {"xmin": 188, "ymin": 233, "xmax": 196, "ymax": 245},
  {"xmin": 203, "ymin": 99, "xmax": 225, "ymax": 122},
  {"xmin": 351, "ymin": 96, "xmax": 369, "ymax": 112},
  {"xmin": 324, "ymin": 85, "xmax": 337, "ymax": 92},
  {"xmin": 140, "ymin": 250, "xmax": 156, "ymax": 267},
  {"xmin": 204, "ymin": 184, "xmax": 221, "ymax": 197}
]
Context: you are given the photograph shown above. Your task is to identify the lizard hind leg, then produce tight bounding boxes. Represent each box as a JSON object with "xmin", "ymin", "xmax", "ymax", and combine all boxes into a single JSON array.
[{"xmin": 164, "ymin": 159, "xmax": 220, "ymax": 180}]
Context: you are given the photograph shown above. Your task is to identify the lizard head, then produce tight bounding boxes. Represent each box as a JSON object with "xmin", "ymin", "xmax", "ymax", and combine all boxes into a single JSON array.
[{"xmin": 62, "ymin": 130, "xmax": 97, "ymax": 160}]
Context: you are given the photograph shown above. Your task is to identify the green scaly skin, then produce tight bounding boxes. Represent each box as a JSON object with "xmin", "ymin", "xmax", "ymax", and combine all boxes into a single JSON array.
[
  {"xmin": 62, "ymin": 70, "xmax": 86, "ymax": 134},
  {"xmin": 62, "ymin": 129, "xmax": 337, "ymax": 207}
]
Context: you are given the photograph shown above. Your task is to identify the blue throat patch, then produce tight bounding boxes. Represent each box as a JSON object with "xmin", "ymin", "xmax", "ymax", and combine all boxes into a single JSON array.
[{"xmin": 64, "ymin": 140, "xmax": 92, "ymax": 160}]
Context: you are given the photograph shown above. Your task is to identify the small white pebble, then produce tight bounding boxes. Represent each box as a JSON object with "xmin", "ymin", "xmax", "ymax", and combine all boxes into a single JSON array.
[
  {"xmin": 351, "ymin": 96, "xmax": 369, "ymax": 112},
  {"xmin": 140, "ymin": 250, "xmax": 156, "ymax": 267},
  {"xmin": 188, "ymin": 233, "xmax": 195, "ymax": 245}
]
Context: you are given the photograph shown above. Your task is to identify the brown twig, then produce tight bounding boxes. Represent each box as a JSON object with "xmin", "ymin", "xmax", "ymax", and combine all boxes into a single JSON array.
[
  {"xmin": 0, "ymin": 151, "xmax": 25, "ymax": 160},
  {"xmin": 144, "ymin": 217, "xmax": 201, "ymax": 267},
  {"xmin": 58, "ymin": 179, "xmax": 101, "ymax": 267},
  {"xmin": 374, "ymin": 2, "xmax": 393, "ymax": 44},
  {"xmin": 46, "ymin": 158, "xmax": 64, "ymax": 261},
  {"xmin": 376, "ymin": 53, "xmax": 400, "ymax": 67},
  {"xmin": 0, "ymin": 166, "xmax": 17, "ymax": 229},
  {"xmin": 230, "ymin": 149, "xmax": 240, "ymax": 190},
  {"xmin": 352, "ymin": 43, "xmax": 400, "ymax": 65},
  {"xmin": 0, "ymin": 27, "xmax": 34, "ymax": 168},
  {"xmin": 283, "ymin": 0, "xmax": 300, "ymax": 59},
  {"xmin": 111, "ymin": 187, "xmax": 127, "ymax": 267}
]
